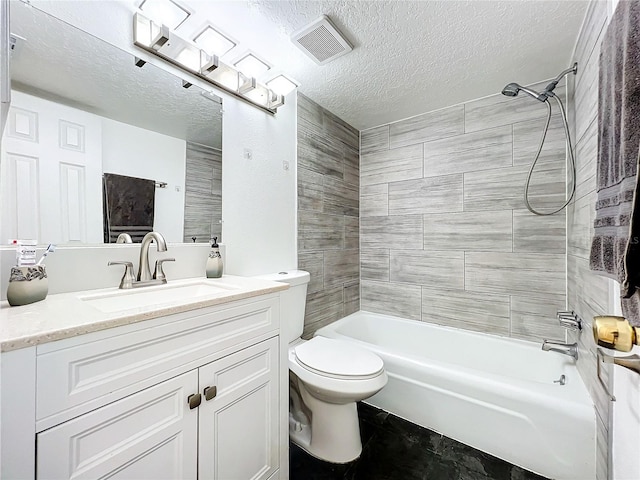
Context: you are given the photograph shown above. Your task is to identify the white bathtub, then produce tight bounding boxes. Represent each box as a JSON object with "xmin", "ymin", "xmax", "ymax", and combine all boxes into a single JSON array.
[{"xmin": 315, "ymin": 311, "xmax": 595, "ymax": 480}]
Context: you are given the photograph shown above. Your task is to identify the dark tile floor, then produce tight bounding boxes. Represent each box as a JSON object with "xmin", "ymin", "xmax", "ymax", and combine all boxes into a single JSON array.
[{"xmin": 290, "ymin": 403, "xmax": 548, "ymax": 480}]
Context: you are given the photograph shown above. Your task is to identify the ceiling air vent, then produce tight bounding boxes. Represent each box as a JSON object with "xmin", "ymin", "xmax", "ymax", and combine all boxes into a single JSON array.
[{"xmin": 291, "ymin": 15, "xmax": 352, "ymax": 66}]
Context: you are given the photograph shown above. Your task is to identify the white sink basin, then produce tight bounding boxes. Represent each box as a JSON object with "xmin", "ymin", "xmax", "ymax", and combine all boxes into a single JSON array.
[{"xmin": 79, "ymin": 280, "xmax": 240, "ymax": 313}]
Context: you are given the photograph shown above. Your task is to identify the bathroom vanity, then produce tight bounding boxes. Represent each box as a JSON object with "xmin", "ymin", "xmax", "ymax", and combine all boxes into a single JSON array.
[{"xmin": 0, "ymin": 276, "xmax": 289, "ymax": 480}]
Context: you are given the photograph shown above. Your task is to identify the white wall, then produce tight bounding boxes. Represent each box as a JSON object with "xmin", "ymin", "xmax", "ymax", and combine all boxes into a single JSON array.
[
  {"xmin": 22, "ymin": 0, "xmax": 298, "ymax": 276},
  {"xmin": 102, "ymin": 118, "xmax": 186, "ymax": 243}
]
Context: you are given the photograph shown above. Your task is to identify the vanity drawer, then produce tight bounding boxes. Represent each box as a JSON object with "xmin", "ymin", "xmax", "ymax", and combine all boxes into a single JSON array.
[{"xmin": 36, "ymin": 296, "xmax": 279, "ymax": 425}]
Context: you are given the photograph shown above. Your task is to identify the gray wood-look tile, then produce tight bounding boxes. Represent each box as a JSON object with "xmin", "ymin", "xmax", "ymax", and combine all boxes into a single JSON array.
[
  {"xmin": 361, "ymin": 125, "xmax": 390, "ymax": 155},
  {"xmin": 423, "ymin": 125, "xmax": 512, "ymax": 177},
  {"xmin": 574, "ymin": 114, "xmax": 597, "ymax": 201},
  {"xmin": 390, "ymin": 250, "xmax": 464, "ymax": 290},
  {"xmin": 465, "ymin": 252, "xmax": 565, "ymax": 296},
  {"xmin": 388, "ymin": 174, "xmax": 463, "ymax": 215},
  {"xmin": 574, "ymin": 38, "xmax": 601, "ymax": 144},
  {"xmin": 297, "ymin": 92, "xmax": 324, "ymax": 129},
  {"xmin": 183, "ymin": 143, "xmax": 222, "ymax": 243},
  {"xmin": 361, "ymin": 248, "xmax": 390, "ymax": 281},
  {"xmin": 344, "ymin": 154, "xmax": 360, "ymax": 188},
  {"xmin": 324, "ymin": 109, "xmax": 359, "ymax": 149},
  {"xmin": 567, "ymin": 190, "xmax": 595, "ymax": 260},
  {"xmin": 423, "ymin": 210, "xmax": 512, "ymax": 251},
  {"xmin": 323, "ymin": 178, "xmax": 359, "ymax": 217},
  {"xmin": 513, "ymin": 209, "xmax": 566, "ymax": 254},
  {"xmin": 463, "ymin": 163, "xmax": 565, "ymax": 212},
  {"xmin": 298, "ymin": 210, "xmax": 344, "ymax": 251},
  {"xmin": 298, "ymin": 251, "xmax": 324, "ymax": 294},
  {"xmin": 298, "ymin": 133, "xmax": 344, "ymax": 179},
  {"xmin": 464, "ymin": 81, "xmax": 566, "ymax": 133},
  {"xmin": 389, "ymin": 105, "xmax": 464, "ymax": 149},
  {"xmin": 361, "ymin": 215, "xmax": 423, "ymax": 250},
  {"xmin": 297, "ymin": 91, "xmax": 358, "ymax": 337},
  {"xmin": 510, "ymin": 293, "xmax": 567, "ymax": 341},
  {"xmin": 345, "ymin": 216, "xmax": 359, "ymax": 250},
  {"xmin": 573, "ymin": 0, "xmax": 608, "ymax": 91},
  {"xmin": 421, "ymin": 288, "xmax": 510, "ymax": 336},
  {"xmin": 303, "ymin": 286, "xmax": 344, "ymax": 338},
  {"xmin": 512, "ymin": 114, "xmax": 566, "ymax": 166},
  {"xmin": 304, "ymin": 285, "xmax": 344, "ymax": 323},
  {"xmin": 361, "ymin": 183, "xmax": 389, "ymax": 217},
  {"xmin": 344, "ymin": 281, "xmax": 360, "ymax": 316},
  {"xmin": 361, "ymin": 144, "xmax": 423, "ymax": 186},
  {"xmin": 361, "ymin": 280, "xmax": 422, "ymax": 321},
  {"xmin": 567, "ymin": 254, "xmax": 610, "ymax": 319},
  {"xmin": 298, "ymin": 167, "xmax": 323, "ymax": 212},
  {"xmin": 324, "ymin": 249, "xmax": 359, "ymax": 288}
]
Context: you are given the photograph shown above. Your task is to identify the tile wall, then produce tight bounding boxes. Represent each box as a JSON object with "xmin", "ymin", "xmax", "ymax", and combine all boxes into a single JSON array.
[
  {"xmin": 297, "ymin": 93, "xmax": 360, "ymax": 338},
  {"xmin": 183, "ymin": 142, "xmax": 222, "ymax": 243},
  {"xmin": 566, "ymin": 2, "xmax": 615, "ymax": 479},
  {"xmin": 360, "ymin": 83, "xmax": 568, "ymax": 342}
]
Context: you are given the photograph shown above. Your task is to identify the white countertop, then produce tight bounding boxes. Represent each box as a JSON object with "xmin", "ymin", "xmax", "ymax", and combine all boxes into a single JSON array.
[{"xmin": 0, "ymin": 275, "xmax": 287, "ymax": 352}]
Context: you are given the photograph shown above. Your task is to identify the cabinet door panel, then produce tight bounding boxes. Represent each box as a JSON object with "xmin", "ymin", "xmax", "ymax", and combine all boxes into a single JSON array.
[
  {"xmin": 36, "ymin": 297, "xmax": 278, "ymax": 424},
  {"xmin": 37, "ymin": 371, "xmax": 198, "ymax": 480},
  {"xmin": 199, "ymin": 337, "xmax": 279, "ymax": 480}
]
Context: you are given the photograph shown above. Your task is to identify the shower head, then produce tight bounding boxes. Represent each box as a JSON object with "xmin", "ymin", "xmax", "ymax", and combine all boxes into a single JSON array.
[
  {"xmin": 501, "ymin": 83, "xmax": 546, "ymax": 102},
  {"xmin": 501, "ymin": 83, "xmax": 520, "ymax": 97}
]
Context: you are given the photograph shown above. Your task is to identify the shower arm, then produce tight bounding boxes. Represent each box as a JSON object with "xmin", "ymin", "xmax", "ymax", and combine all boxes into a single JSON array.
[{"xmin": 543, "ymin": 63, "xmax": 578, "ymax": 96}]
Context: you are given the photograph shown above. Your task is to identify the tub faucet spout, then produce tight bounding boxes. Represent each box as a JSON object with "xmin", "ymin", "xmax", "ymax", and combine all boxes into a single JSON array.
[
  {"xmin": 138, "ymin": 231, "xmax": 167, "ymax": 281},
  {"xmin": 542, "ymin": 339, "xmax": 578, "ymax": 360}
]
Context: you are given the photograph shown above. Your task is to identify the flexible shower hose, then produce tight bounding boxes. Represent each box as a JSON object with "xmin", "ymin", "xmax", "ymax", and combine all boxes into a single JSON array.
[{"xmin": 523, "ymin": 93, "xmax": 576, "ymax": 216}]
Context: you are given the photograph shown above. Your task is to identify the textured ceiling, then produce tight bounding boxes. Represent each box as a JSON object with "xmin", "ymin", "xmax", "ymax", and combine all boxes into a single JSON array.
[
  {"xmin": 184, "ymin": 0, "xmax": 588, "ymax": 130},
  {"xmin": 10, "ymin": 1, "xmax": 222, "ymax": 149},
  {"xmin": 17, "ymin": 0, "xmax": 589, "ymax": 133}
]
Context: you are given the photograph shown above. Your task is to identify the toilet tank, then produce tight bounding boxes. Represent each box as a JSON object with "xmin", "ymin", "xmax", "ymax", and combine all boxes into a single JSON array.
[{"xmin": 254, "ymin": 271, "xmax": 310, "ymax": 343}]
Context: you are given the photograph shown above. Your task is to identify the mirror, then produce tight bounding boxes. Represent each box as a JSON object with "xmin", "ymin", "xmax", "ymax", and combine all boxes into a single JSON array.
[{"xmin": 1, "ymin": 2, "xmax": 223, "ymax": 245}]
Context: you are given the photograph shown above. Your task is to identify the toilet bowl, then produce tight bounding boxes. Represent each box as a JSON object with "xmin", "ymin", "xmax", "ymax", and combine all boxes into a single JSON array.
[
  {"xmin": 254, "ymin": 270, "xmax": 388, "ymax": 464},
  {"xmin": 288, "ymin": 337, "xmax": 387, "ymax": 463}
]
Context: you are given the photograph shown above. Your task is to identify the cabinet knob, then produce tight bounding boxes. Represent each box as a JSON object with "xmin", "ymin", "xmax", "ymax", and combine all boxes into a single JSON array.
[
  {"xmin": 187, "ymin": 393, "xmax": 202, "ymax": 409},
  {"xmin": 204, "ymin": 385, "xmax": 217, "ymax": 401}
]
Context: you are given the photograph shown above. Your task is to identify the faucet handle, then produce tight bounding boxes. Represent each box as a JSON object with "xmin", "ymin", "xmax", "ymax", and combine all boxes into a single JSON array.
[
  {"xmin": 556, "ymin": 310, "xmax": 582, "ymax": 330},
  {"xmin": 108, "ymin": 261, "xmax": 135, "ymax": 289},
  {"xmin": 153, "ymin": 258, "xmax": 175, "ymax": 282}
]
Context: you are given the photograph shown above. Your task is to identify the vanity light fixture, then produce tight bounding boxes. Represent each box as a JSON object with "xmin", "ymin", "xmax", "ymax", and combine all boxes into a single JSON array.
[
  {"xmin": 150, "ymin": 23, "xmax": 170, "ymax": 50},
  {"xmin": 194, "ymin": 25, "xmax": 236, "ymax": 58},
  {"xmin": 234, "ymin": 53, "xmax": 271, "ymax": 79},
  {"xmin": 133, "ymin": 12, "xmax": 284, "ymax": 113},
  {"xmin": 268, "ymin": 91, "xmax": 285, "ymax": 109},
  {"xmin": 266, "ymin": 74, "xmax": 298, "ymax": 96},
  {"xmin": 174, "ymin": 45, "xmax": 201, "ymax": 71},
  {"xmin": 238, "ymin": 74, "xmax": 257, "ymax": 95},
  {"xmin": 199, "ymin": 51, "xmax": 218, "ymax": 75},
  {"xmin": 139, "ymin": 0, "xmax": 191, "ymax": 30}
]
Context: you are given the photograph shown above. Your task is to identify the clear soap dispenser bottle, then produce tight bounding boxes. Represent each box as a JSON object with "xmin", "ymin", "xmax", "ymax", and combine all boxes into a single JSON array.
[{"xmin": 206, "ymin": 237, "xmax": 223, "ymax": 278}]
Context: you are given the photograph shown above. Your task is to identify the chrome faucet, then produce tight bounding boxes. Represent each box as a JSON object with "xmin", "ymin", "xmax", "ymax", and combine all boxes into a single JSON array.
[
  {"xmin": 115, "ymin": 233, "xmax": 133, "ymax": 244},
  {"xmin": 108, "ymin": 231, "xmax": 175, "ymax": 289},
  {"xmin": 542, "ymin": 339, "xmax": 578, "ymax": 360},
  {"xmin": 138, "ymin": 231, "xmax": 168, "ymax": 281}
]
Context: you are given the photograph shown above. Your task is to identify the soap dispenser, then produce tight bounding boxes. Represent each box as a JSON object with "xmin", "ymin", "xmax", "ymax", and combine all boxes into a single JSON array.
[{"xmin": 206, "ymin": 237, "xmax": 223, "ymax": 278}]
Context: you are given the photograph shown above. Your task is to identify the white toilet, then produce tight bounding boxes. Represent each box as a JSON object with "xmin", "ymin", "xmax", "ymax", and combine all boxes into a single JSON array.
[{"xmin": 258, "ymin": 270, "xmax": 387, "ymax": 463}]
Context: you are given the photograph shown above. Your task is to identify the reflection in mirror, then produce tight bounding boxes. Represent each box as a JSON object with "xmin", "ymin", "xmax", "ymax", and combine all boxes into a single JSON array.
[{"xmin": 0, "ymin": 2, "xmax": 223, "ymax": 246}]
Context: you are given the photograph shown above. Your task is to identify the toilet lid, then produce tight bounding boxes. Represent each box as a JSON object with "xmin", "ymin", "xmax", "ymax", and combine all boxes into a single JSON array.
[{"xmin": 294, "ymin": 337, "xmax": 384, "ymax": 380}]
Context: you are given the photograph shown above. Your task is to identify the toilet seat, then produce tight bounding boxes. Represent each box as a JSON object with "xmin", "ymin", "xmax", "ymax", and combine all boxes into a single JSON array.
[{"xmin": 294, "ymin": 337, "xmax": 384, "ymax": 380}]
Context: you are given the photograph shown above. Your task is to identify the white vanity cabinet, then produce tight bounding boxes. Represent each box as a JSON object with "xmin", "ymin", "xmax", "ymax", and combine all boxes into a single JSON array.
[{"xmin": 1, "ymin": 291, "xmax": 287, "ymax": 480}]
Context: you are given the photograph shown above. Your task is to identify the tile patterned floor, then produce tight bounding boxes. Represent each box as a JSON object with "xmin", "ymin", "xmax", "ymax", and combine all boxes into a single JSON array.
[{"xmin": 290, "ymin": 403, "xmax": 548, "ymax": 480}]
